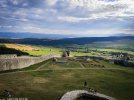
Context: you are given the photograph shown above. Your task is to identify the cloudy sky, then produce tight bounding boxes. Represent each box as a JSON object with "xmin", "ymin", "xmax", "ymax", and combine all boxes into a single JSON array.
[{"xmin": 0, "ymin": 0, "xmax": 134, "ymax": 37}]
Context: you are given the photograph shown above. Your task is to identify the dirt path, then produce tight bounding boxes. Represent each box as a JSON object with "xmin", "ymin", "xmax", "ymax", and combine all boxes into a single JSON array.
[
  {"xmin": 36, "ymin": 61, "xmax": 50, "ymax": 70},
  {"xmin": 78, "ymin": 62, "xmax": 85, "ymax": 68},
  {"xmin": 0, "ymin": 68, "xmax": 127, "ymax": 76}
]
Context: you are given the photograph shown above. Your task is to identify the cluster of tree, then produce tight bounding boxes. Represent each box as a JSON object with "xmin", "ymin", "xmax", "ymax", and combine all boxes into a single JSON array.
[
  {"xmin": 0, "ymin": 47, "xmax": 29, "ymax": 56},
  {"xmin": 0, "ymin": 39, "xmax": 10, "ymax": 43}
]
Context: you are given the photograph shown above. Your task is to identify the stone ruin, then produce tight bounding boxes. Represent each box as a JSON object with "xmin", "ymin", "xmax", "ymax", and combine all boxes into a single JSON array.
[
  {"xmin": 0, "ymin": 54, "xmax": 61, "ymax": 71},
  {"xmin": 60, "ymin": 90, "xmax": 116, "ymax": 100},
  {"xmin": 0, "ymin": 54, "xmax": 17, "ymax": 59}
]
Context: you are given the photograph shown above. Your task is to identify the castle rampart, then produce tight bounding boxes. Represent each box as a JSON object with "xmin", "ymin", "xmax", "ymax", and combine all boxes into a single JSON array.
[{"xmin": 0, "ymin": 54, "xmax": 61, "ymax": 71}]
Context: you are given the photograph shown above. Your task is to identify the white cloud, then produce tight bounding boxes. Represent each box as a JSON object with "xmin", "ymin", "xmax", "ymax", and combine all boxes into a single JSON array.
[
  {"xmin": 1, "ymin": 0, "xmax": 134, "ymax": 23},
  {"xmin": 0, "ymin": 0, "xmax": 134, "ymax": 36},
  {"xmin": 10, "ymin": 0, "xmax": 19, "ymax": 5},
  {"xmin": 56, "ymin": 0, "xmax": 134, "ymax": 22},
  {"xmin": 58, "ymin": 16, "xmax": 93, "ymax": 22},
  {"xmin": 45, "ymin": 0, "xmax": 58, "ymax": 6}
]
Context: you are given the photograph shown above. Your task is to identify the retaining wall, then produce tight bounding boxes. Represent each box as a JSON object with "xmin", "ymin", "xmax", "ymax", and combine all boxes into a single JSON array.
[{"xmin": 0, "ymin": 54, "xmax": 61, "ymax": 71}]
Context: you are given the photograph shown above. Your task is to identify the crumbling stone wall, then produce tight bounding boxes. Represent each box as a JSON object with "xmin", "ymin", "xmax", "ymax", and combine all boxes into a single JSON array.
[
  {"xmin": 0, "ymin": 54, "xmax": 17, "ymax": 59},
  {"xmin": 0, "ymin": 54, "xmax": 60, "ymax": 71}
]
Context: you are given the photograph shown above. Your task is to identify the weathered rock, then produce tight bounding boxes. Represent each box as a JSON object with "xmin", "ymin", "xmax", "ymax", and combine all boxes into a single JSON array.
[{"xmin": 60, "ymin": 90, "xmax": 116, "ymax": 100}]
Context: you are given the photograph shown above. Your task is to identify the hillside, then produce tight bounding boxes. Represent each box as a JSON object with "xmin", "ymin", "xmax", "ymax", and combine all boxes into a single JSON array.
[
  {"xmin": 2, "ymin": 43, "xmax": 38, "ymax": 51},
  {"xmin": 0, "ymin": 36, "xmax": 134, "ymax": 46},
  {"xmin": 0, "ymin": 46, "xmax": 29, "ymax": 56}
]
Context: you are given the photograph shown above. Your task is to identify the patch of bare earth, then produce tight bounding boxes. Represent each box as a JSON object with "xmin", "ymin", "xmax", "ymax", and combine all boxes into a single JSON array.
[
  {"xmin": 62, "ymin": 73, "xmax": 73, "ymax": 79},
  {"xmin": 33, "ymin": 77, "xmax": 49, "ymax": 84}
]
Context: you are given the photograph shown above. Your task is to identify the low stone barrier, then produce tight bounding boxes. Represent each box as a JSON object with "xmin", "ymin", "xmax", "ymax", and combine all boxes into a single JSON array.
[
  {"xmin": 60, "ymin": 90, "xmax": 116, "ymax": 100},
  {"xmin": 0, "ymin": 54, "xmax": 61, "ymax": 71}
]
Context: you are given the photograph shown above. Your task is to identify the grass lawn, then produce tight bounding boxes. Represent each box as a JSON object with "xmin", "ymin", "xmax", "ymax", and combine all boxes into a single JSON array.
[
  {"xmin": 0, "ymin": 59, "xmax": 134, "ymax": 100},
  {"xmin": 0, "ymin": 68, "xmax": 134, "ymax": 100}
]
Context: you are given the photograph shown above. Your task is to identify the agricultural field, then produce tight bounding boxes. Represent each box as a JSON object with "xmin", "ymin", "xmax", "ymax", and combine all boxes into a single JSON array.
[
  {"xmin": 26, "ymin": 46, "xmax": 62, "ymax": 56},
  {"xmin": 1, "ymin": 43, "xmax": 37, "ymax": 51},
  {"xmin": 0, "ymin": 43, "xmax": 62, "ymax": 56},
  {"xmin": 1, "ymin": 43, "xmax": 134, "ymax": 57},
  {"xmin": 0, "ymin": 58, "xmax": 134, "ymax": 100},
  {"xmin": 66, "ymin": 40, "xmax": 134, "ymax": 56}
]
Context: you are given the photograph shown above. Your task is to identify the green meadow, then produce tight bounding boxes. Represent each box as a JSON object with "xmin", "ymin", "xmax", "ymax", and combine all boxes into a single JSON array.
[
  {"xmin": 25, "ymin": 46, "xmax": 62, "ymax": 56},
  {"xmin": 0, "ymin": 62, "xmax": 133, "ymax": 100}
]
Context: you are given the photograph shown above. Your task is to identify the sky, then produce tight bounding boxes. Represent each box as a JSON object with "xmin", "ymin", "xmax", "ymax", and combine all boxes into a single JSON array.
[{"xmin": 0, "ymin": 0, "xmax": 134, "ymax": 37}]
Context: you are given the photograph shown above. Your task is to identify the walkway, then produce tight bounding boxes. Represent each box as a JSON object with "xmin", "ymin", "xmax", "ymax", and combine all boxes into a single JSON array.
[{"xmin": 0, "ymin": 67, "xmax": 127, "ymax": 76}]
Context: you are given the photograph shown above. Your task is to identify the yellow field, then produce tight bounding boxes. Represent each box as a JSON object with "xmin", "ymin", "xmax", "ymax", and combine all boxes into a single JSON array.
[
  {"xmin": 0, "ymin": 43, "xmax": 62, "ymax": 56},
  {"xmin": 1, "ymin": 43, "xmax": 38, "ymax": 51}
]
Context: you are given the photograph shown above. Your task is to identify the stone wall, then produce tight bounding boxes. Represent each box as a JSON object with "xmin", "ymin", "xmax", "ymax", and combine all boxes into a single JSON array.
[
  {"xmin": 60, "ymin": 90, "xmax": 116, "ymax": 100},
  {"xmin": 0, "ymin": 54, "xmax": 17, "ymax": 59},
  {"xmin": 0, "ymin": 54, "xmax": 61, "ymax": 71}
]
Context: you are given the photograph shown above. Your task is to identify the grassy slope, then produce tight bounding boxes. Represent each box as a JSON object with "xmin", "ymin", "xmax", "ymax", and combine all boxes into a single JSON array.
[
  {"xmin": 26, "ymin": 46, "xmax": 62, "ymax": 56},
  {"xmin": 0, "ymin": 68, "xmax": 133, "ymax": 100},
  {"xmin": 0, "ymin": 58, "xmax": 134, "ymax": 100},
  {"xmin": 1, "ymin": 43, "xmax": 36, "ymax": 51},
  {"xmin": 0, "ymin": 43, "xmax": 62, "ymax": 56}
]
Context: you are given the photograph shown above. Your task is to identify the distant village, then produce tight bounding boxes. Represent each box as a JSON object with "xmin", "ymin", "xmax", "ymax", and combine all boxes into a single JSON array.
[{"xmin": 66, "ymin": 48, "xmax": 134, "ymax": 67}]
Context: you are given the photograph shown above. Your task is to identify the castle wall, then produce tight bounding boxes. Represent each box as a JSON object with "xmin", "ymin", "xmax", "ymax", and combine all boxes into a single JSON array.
[
  {"xmin": 0, "ymin": 54, "xmax": 17, "ymax": 59},
  {"xmin": 0, "ymin": 54, "xmax": 61, "ymax": 71}
]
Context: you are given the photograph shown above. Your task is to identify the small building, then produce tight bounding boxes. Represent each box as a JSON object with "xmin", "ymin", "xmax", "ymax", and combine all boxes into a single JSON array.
[
  {"xmin": 86, "ymin": 58, "xmax": 92, "ymax": 61},
  {"xmin": 56, "ymin": 60, "xmax": 68, "ymax": 63},
  {"xmin": 62, "ymin": 52, "xmax": 68, "ymax": 57},
  {"xmin": 0, "ymin": 54, "xmax": 17, "ymax": 59},
  {"xmin": 69, "ymin": 57, "xmax": 76, "ymax": 61}
]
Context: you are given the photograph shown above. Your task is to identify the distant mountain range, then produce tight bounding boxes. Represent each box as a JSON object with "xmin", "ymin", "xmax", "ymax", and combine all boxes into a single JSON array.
[
  {"xmin": 111, "ymin": 33, "xmax": 134, "ymax": 37},
  {"xmin": 0, "ymin": 32, "xmax": 133, "ymax": 39},
  {"xmin": 0, "ymin": 32, "xmax": 75, "ymax": 39},
  {"xmin": 0, "ymin": 36, "xmax": 134, "ymax": 46}
]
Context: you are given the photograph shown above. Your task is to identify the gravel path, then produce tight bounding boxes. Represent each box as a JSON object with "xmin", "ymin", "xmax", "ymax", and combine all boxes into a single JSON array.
[{"xmin": 60, "ymin": 90, "xmax": 116, "ymax": 100}]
